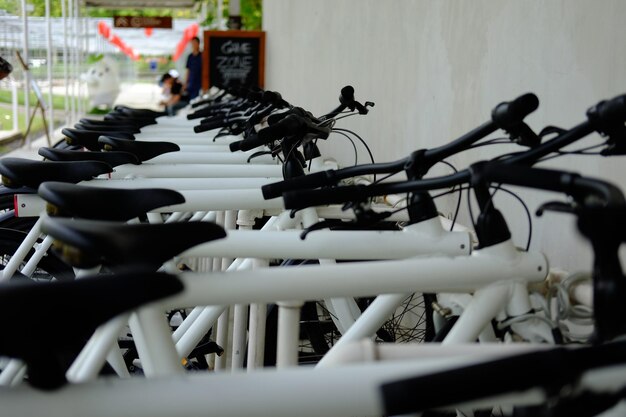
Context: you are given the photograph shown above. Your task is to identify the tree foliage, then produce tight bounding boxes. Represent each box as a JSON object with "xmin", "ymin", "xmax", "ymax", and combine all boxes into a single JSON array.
[{"xmin": 0, "ymin": 0, "xmax": 261, "ymax": 28}]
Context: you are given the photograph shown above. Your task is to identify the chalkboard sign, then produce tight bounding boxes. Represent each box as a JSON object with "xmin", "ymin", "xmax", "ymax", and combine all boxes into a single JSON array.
[{"xmin": 202, "ymin": 30, "xmax": 265, "ymax": 91}]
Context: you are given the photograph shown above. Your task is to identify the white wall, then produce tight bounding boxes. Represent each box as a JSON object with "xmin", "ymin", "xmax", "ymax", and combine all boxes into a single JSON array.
[{"xmin": 262, "ymin": 0, "xmax": 626, "ymax": 272}]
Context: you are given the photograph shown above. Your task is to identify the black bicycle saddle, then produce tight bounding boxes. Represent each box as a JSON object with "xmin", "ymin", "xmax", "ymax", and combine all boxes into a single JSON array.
[
  {"xmin": 62, "ymin": 128, "xmax": 135, "ymax": 151},
  {"xmin": 98, "ymin": 136, "xmax": 180, "ymax": 162},
  {"xmin": 38, "ymin": 182, "xmax": 185, "ymax": 221},
  {"xmin": 38, "ymin": 147, "xmax": 141, "ymax": 167},
  {"xmin": 41, "ymin": 217, "xmax": 226, "ymax": 270},
  {"xmin": 75, "ymin": 122, "xmax": 141, "ymax": 134},
  {"xmin": 0, "ymin": 271, "xmax": 183, "ymax": 390},
  {"xmin": 0, "ymin": 158, "xmax": 112, "ymax": 189}
]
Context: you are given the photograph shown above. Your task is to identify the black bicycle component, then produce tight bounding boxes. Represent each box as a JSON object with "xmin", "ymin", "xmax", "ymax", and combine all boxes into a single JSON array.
[
  {"xmin": 381, "ymin": 341, "xmax": 626, "ymax": 416},
  {"xmin": 0, "ymin": 158, "xmax": 112, "ymax": 189},
  {"xmin": 0, "ymin": 271, "xmax": 183, "ymax": 390},
  {"xmin": 75, "ymin": 122, "xmax": 141, "ymax": 134},
  {"xmin": 38, "ymin": 182, "xmax": 185, "ymax": 221},
  {"xmin": 281, "ymin": 93, "xmax": 626, "ymax": 210},
  {"xmin": 62, "ymin": 128, "xmax": 135, "ymax": 151},
  {"xmin": 246, "ymin": 150, "xmax": 274, "ymax": 163},
  {"xmin": 38, "ymin": 147, "xmax": 141, "ymax": 167},
  {"xmin": 98, "ymin": 137, "xmax": 180, "ymax": 162},
  {"xmin": 535, "ymin": 200, "xmax": 577, "ymax": 216},
  {"xmin": 41, "ymin": 217, "xmax": 227, "ymax": 271},
  {"xmin": 263, "ymin": 93, "xmax": 539, "ymax": 199}
]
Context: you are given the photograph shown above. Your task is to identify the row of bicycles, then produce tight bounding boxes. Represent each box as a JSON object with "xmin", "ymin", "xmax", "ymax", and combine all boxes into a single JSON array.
[{"xmin": 0, "ymin": 84, "xmax": 625, "ymax": 416}]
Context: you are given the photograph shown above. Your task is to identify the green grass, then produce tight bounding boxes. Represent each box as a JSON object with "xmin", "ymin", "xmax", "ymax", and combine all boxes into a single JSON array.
[
  {"xmin": 0, "ymin": 106, "xmax": 46, "ymax": 137},
  {"xmin": 0, "ymin": 89, "xmax": 67, "ymax": 111}
]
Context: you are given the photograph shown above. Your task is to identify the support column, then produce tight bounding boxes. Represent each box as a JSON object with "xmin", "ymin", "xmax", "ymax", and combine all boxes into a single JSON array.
[
  {"xmin": 62, "ymin": 0, "xmax": 69, "ymax": 125},
  {"xmin": 45, "ymin": 0, "xmax": 54, "ymax": 137},
  {"xmin": 20, "ymin": 0, "xmax": 29, "ymax": 142}
]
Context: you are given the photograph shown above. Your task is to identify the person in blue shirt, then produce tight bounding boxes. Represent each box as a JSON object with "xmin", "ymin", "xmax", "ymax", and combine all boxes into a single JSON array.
[{"xmin": 185, "ymin": 37, "xmax": 203, "ymax": 100}]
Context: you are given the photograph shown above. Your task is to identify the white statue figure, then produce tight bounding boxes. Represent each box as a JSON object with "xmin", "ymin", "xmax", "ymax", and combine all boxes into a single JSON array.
[{"xmin": 81, "ymin": 56, "xmax": 120, "ymax": 108}]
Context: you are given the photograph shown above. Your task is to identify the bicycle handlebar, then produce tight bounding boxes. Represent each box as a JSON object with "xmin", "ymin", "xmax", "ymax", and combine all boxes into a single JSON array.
[
  {"xmin": 194, "ymin": 119, "xmax": 227, "ymax": 133},
  {"xmin": 263, "ymin": 93, "xmax": 538, "ymax": 199},
  {"xmin": 381, "ymin": 341, "xmax": 626, "ymax": 415}
]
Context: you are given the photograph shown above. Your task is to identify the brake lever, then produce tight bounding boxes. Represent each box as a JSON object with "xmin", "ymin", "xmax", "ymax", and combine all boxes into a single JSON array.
[
  {"xmin": 299, "ymin": 201, "xmax": 393, "ymax": 240},
  {"xmin": 538, "ymin": 125, "xmax": 568, "ymax": 139},
  {"xmin": 536, "ymin": 200, "xmax": 577, "ymax": 216},
  {"xmin": 246, "ymin": 151, "xmax": 274, "ymax": 163},
  {"xmin": 212, "ymin": 128, "xmax": 232, "ymax": 141}
]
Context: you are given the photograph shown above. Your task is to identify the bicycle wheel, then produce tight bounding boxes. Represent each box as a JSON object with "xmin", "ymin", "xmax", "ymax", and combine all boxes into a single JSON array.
[{"xmin": 0, "ymin": 227, "xmax": 74, "ymax": 281}]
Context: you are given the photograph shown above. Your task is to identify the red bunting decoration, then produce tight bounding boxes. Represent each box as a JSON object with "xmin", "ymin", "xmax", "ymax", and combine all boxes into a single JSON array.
[
  {"xmin": 96, "ymin": 22, "xmax": 140, "ymax": 61},
  {"xmin": 172, "ymin": 23, "xmax": 200, "ymax": 62},
  {"xmin": 145, "ymin": 27, "xmax": 153, "ymax": 37}
]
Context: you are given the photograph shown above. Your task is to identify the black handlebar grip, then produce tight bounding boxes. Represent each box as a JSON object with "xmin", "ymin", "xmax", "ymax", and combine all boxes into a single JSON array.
[
  {"xmin": 283, "ymin": 185, "xmax": 367, "ymax": 210},
  {"xmin": 340, "ymin": 85, "xmax": 355, "ymax": 102},
  {"xmin": 266, "ymin": 111, "xmax": 291, "ymax": 125},
  {"xmin": 480, "ymin": 162, "xmax": 579, "ymax": 193},
  {"xmin": 187, "ymin": 107, "xmax": 218, "ymax": 120},
  {"xmin": 261, "ymin": 171, "xmax": 336, "ymax": 200},
  {"xmin": 247, "ymin": 90, "xmax": 263, "ymax": 102},
  {"xmin": 229, "ymin": 140, "xmax": 244, "ymax": 152},
  {"xmin": 258, "ymin": 114, "xmax": 304, "ymax": 141},
  {"xmin": 492, "ymin": 93, "xmax": 539, "ymax": 129},
  {"xmin": 237, "ymin": 134, "xmax": 268, "ymax": 152},
  {"xmin": 194, "ymin": 120, "xmax": 226, "ymax": 133},
  {"xmin": 587, "ymin": 94, "xmax": 626, "ymax": 133},
  {"xmin": 262, "ymin": 91, "xmax": 279, "ymax": 104}
]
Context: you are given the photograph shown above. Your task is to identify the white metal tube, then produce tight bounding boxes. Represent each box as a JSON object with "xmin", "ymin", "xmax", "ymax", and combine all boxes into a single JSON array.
[
  {"xmin": 0, "ymin": 360, "xmax": 25, "ymax": 386},
  {"xmin": 127, "ymin": 314, "xmax": 153, "ymax": 375},
  {"xmin": 231, "ymin": 304, "xmax": 248, "ymax": 369},
  {"xmin": 159, "ymin": 189, "xmax": 284, "ymax": 212},
  {"xmin": 174, "ymin": 257, "xmax": 251, "ymax": 358},
  {"xmin": 442, "ymin": 283, "xmax": 512, "ymax": 344},
  {"xmin": 134, "ymin": 308, "xmax": 183, "ymax": 376},
  {"xmin": 68, "ymin": 314, "xmax": 130, "ymax": 383},
  {"xmin": 111, "ymin": 164, "xmax": 282, "ymax": 179},
  {"xmin": 212, "ymin": 211, "xmax": 225, "ymax": 272},
  {"xmin": 214, "ymin": 307, "xmax": 230, "ymax": 371},
  {"xmin": 1, "ymin": 218, "xmax": 43, "ymax": 281},
  {"xmin": 104, "ymin": 344, "xmax": 130, "ymax": 378},
  {"xmin": 175, "ymin": 306, "xmax": 224, "ymax": 359},
  {"xmin": 214, "ymin": 211, "xmax": 228, "ymax": 371},
  {"xmin": 320, "ymin": 340, "xmax": 553, "ymax": 367},
  {"xmin": 166, "ymin": 242, "xmax": 548, "ymax": 309},
  {"xmin": 188, "ymin": 211, "xmax": 208, "ymax": 222},
  {"xmin": 276, "ymin": 301, "xmax": 304, "ymax": 368},
  {"xmin": 83, "ymin": 177, "xmax": 279, "ymax": 190},
  {"xmin": 317, "ymin": 293, "xmax": 410, "ymax": 368},
  {"xmin": 172, "ymin": 307, "xmax": 203, "ymax": 343},
  {"xmin": 182, "ymin": 228, "xmax": 470, "ymax": 260},
  {"xmin": 146, "ymin": 152, "xmax": 276, "ymax": 165},
  {"xmin": 20, "ymin": 235, "xmax": 54, "ymax": 277},
  {"xmin": 246, "ymin": 258, "xmax": 269, "ymax": 371},
  {"xmin": 0, "ymin": 352, "xmax": 553, "ymax": 417}
]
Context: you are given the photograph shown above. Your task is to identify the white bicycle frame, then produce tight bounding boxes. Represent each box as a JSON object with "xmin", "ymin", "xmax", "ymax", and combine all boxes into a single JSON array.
[{"xmin": 12, "ymin": 342, "xmax": 625, "ymax": 417}]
